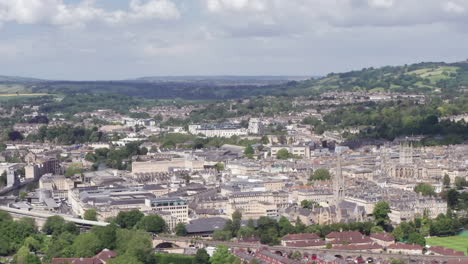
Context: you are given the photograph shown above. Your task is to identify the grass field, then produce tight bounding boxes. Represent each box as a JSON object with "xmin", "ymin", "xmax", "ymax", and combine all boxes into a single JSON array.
[
  {"xmin": 426, "ymin": 232, "xmax": 468, "ymax": 254},
  {"xmin": 407, "ymin": 66, "xmax": 458, "ymax": 84},
  {"xmin": 0, "ymin": 93, "xmax": 49, "ymax": 101}
]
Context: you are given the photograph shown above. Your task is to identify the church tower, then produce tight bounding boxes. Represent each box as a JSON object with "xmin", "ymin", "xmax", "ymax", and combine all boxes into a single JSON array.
[
  {"xmin": 334, "ymin": 154, "xmax": 345, "ymax": 206},
  {"xmin": 333, "ymin": 153, "xmax": 345, "ymax": 223}
]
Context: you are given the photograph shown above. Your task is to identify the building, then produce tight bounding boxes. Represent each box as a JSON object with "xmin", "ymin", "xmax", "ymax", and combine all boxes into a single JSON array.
[
  {"xmin": 271, "ymin": 145, "xmax": 310, "ymax": 159},
  {"xmin": 68, "ymin": 186, "xmax": 155, "ymax": 219},
  {"xmin": 189, "ymin": 123, "xmax": 248, "ymax": 137},
  {"xmin": 51, "ymin": 248, "xmax": 117, "ymax": 264},
  {"xmin": 145, "ymin": 197, "xmax": 189, "ymax": 224},
  {"xmin": 248, "ymin": 118, "xmax": 264, "ymax": 135},
  {"xmin": 387, "ymin": 243, "xmax": 423, "ymax": 255}
]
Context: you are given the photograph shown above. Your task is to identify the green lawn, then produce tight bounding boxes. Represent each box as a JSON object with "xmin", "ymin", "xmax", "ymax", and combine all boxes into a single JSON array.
[{"xmin": 426, "ymin": 232, "xmax": 468, "ymax": 254}]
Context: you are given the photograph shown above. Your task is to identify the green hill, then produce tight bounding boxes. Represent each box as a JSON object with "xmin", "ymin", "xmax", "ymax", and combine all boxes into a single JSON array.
[{"xmin": 1, "ymin": 60, "xmax": 467, "ymax": 99}]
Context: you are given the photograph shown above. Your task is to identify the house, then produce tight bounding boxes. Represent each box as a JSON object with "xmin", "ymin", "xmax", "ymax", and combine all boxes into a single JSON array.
[
  {"xmin": 51, "ymin": 249, "xmax": 117, "ymax": 264},
  {"xmin": 387, "ymin": 243, "xmax": 423, "ymax": 255},
  {"xmin": 281, "ymin": 233, "xmax": 325, "ymax": 248},
  {"xmin": 426, "ymin": 246, "xmax": 465, "ymax": 256},
  {"xmin": 370, "ymin": 233, "xmax": 395, "ymax": 247},
  {"xmin": 254, "ymin": 248, "xmax": 300, "ymax": 264},
  {"xmin": 332, "ymin": 243, "xmax": 383, "ymax": 252},
  {"xmin": 325, "ymin": 231, "xmax": 372, "ymax": 245}
]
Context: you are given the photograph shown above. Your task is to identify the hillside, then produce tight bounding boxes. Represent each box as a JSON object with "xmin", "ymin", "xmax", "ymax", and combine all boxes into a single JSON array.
[{"xmin": 1, "ymin": 61, "xmax": 467, "ymax": 99}]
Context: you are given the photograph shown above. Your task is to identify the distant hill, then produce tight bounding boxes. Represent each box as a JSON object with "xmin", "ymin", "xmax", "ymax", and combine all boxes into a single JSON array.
[
  {"xmin": 0, "ymin": 75, "xmax": 44, "ymax": 83},
  {"xmin": 1, "ymin": 60, "xmax": 467, "ymax": 99},
  {"xmin": 287, "ymin": 61, "xmax": 468, "ymax": 96}
]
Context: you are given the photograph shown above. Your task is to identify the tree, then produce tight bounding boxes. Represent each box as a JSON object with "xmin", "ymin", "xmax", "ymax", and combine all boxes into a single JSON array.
[
  {"xmin": 231, "ymin": 210, "xmax": 242, "ymax": 237},
  {"xmin": 373, "ymin": 201, "xmax": 391, "ymax": 227},
  {"xmin": 92, "ymin": 224, "xmax": 117, "ymax": 250},
  {"xmin": 19, "ymin": 192, "xmax": 28, "ymax": 200},
  {"xmin": 278, "ymin": 216, "xmax": 294, "ymax": 236},
  {"xmin": 7, "ymin": 130, "xmax": 24, "ymax": 141},
  {"xmin": 210, "ymin": 245, "xmax": 237, "ymax": 264},
  {"xmin": 214, "ymin": 162, "xmax": 224, "ymax": 172},
  {"xmin": 443, "ymin": 174, "xmax": 451, "ymax": 187},
  {"xmin": 42, "ymin": 216, "xmax": 66, "ymax": 235},
  {"xmin": 414, "ymin": 183, "xmax": 436, "ymax": 196},
  {"xmin": 72, "ymin": 232, "xmax": 103, "ymax": 257},
  {"xmin": 109, "ymin": 254, "xmax": 143, "ymax": 264},
  {"xmin": 276, "ymin": 148, "xmax": 291, "ymax": 160},
  {"xmin": 14, "ymin": 245, "xmax": 41, "ymax": 264},
  {"xmin": 260, "ymin": 136, "xmax": 269, "ymax": 145},
  {"xmin": 244, "ymin": 145, "xmax": 254, "ymax": 159},
  {"xmin": 175, "ymin": 223, "xmax": 187, "ymax": 236},
  {"xmin": 136, "ymin": 214, "xmax": 166, "ymax": 234},
  {"xmin": 455, "ymin": 177, "xmax": 468, "ymax": 189},
  {"xmin": 407, "ymin": 232, "xmax": 425, "ymax": 246},
  {"xmin": 309, "ymin": 168, "xmax": 331, "ymax": 181},
  {"xmin": 213, "ymin": 230, "xmax": 232, "ymax": 241},
  {"xmin": 370, "ymin": 225, "xmax": 384, "ymax": 233},
  {"xmin": 446, "ymin": 189, "xmax": 460, "ymax": 208},
  {"xmin": 193, "ymin": 248, "xmax": 211, "ymax": 264},
  {"xmin": 84, "ymin": 209, "xmax": 98, "ymax": 221},
  {"xmin": 115, "ymin": 210, "xmax": 144, "ymax": 229},
  {"xmin": 115, "ymin": 229, "xmax": 152, "ymax": 257},
  {"xmin": 295, "ymin": 217, "xmax": 306, "ymax": 234}
]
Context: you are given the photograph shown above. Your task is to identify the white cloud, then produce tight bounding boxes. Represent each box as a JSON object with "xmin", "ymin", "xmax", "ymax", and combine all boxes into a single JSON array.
[
  {"xmin": 368, "ymin": 0, "xmax": 394, "ymax": 8},
  {"xmin": 206, "ymin": 0, "xmax": 266, "ymax": 12},
  {"xmin": 443, "ymin": 1, "xmax": 466, "ymax": 14},
  {"xmin": 143, "ymin": 43, "xmax": 197, "ymax": 56},
  {"xmin": 0, "ymin": 0, "xmax": 180, "ymax": 27}
]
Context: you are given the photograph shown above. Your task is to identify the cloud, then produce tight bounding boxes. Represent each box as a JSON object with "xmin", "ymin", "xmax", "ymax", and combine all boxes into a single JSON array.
[
  {"xmin": 443, "ymin": 1, "xmax": 466, "ymax": 14},
  {"xmin": 202, "ymin": 0, "xmax": 468, "ymax": 36},
  {"xmin": 0, "ymin": 0, "xmax": 180, "ymax": 27},
  {"xmin": 206, "ymin": 0, "xmax": 266, "ymax": 12}
]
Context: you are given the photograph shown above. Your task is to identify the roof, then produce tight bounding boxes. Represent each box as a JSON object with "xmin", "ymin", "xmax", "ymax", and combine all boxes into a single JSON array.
[
  {"xmin": 370, "ymin": 232, "xmax": 395, "ymax": 242},
  {"xmin": 51, "ymin": 249, "xmax": 117, "ymax": 264},
  {"xmin": 186, "ymin": 217, "xmax": 228, "ymax": 234},
  {"xmin": 333, "ymin": 243, "xmax": 383, "ymax": 251},
  {"xmin": 284, "ymin": 240, "xmax": 326, "ymax": 247},
  {"xmin": 428, "ymin": 246, "xmax": 466, "ymax": 256},
  {"xmin": 283, "ymin": 233, "xmax": 321, "ymax": 241},
  {"xmin": 388, "ymin": 243, "xmax": 423, "ymax": 250}
]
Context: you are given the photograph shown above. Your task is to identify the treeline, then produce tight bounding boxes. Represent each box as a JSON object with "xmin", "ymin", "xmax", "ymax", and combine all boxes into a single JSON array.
[
  {"xmin": 0, "ymin": 210, "xmax": 239, "ymax": 264},
  {"xmin": 205, "ymin": 203, "xmax": 468, "ymax": 248},
  {"xmin": 27, "ymin": 125, "xmax": 107, "ymax": 145},
  {"xmin": 201, "ymin": 204, "xmax": 390, "ymax": 246},
  {"xmin": 85, "ymin": 142, "xmax": 147, "ymax": 170},
  {"xmin": 316, "ymin": 99, "xmax": 468, "ymax": 143},
  {"xmin": 149, "ymin": 133, "xmax": 263, "ymax": 150}
]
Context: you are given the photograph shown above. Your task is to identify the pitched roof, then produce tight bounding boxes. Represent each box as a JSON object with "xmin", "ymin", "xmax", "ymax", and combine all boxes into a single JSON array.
[
  {"xmin": 283, "ymin": 233, "xmax": 321, "ymax": 241},
  {"xmin": 388, "ymin": 243, "xmax": 423, "ymax": 250},
  {"xmin": 370, "ymin": 232, "xmax": 395, "ymax": 242},
  {"xmin": 428, "ymin": 246, "xmax": 466, "ymax": 256},
  {"xmin": 51, "ymin": 249, "xmax": 117, "ymax": 264},
  {"xmin": 333, "ymin": 243, "xmax": 383, "ymax": 251}
]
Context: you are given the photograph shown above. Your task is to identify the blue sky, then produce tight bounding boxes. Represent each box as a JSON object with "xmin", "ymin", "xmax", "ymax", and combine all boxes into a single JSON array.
[{"xmin": 0, "ymin": 0, "xmax": 468, "ymax": 80}]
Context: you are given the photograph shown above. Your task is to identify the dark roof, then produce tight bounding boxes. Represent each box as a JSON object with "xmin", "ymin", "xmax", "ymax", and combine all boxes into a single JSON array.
[{"xmin": 186, "ymin": 217, "xmax": 228, "ymax": 234}]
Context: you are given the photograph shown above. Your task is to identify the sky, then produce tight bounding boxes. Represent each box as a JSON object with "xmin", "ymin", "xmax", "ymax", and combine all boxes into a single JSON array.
[{"xmin": 0, "ymin": 0, "xmax": 468, "ymax": 80}]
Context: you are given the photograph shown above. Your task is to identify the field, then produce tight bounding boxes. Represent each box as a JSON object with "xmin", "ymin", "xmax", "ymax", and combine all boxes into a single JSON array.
[
  {"xmin": 426, "ymin": 232, "xmax": 468, "ymax": 254},
  {"xmin": 407, "ymin": 66, "xmax": 459, "ymax": 84},
  {"xmin": 0, "ymin": 93, "xmax": 49, "ymax": 101}
]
